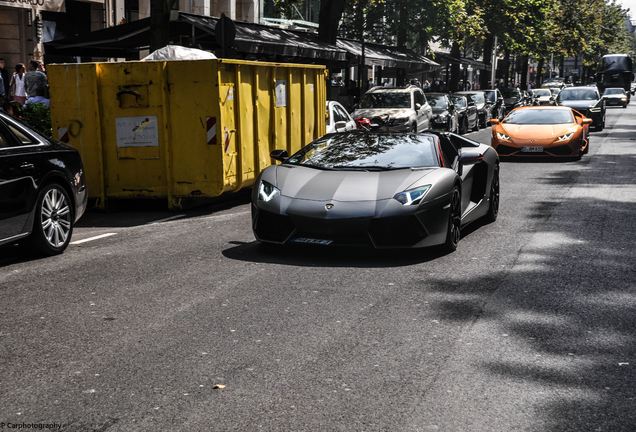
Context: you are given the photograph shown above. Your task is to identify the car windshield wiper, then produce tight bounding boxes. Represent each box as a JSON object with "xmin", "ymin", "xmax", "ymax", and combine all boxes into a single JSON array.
[
  {"xmin": 331, "ymin": 165, "xmax": 401, "ymax": 171},
  {"xmin": 287, "ymin": 163, "xmax": 333, "ymax": 171}
]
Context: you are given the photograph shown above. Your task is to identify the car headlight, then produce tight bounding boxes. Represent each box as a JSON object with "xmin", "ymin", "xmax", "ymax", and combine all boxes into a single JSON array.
[
  {"xmin": 258, "ymin": 180, "xmax": 280, "ymax": 202},
  {"xmin": 393, "ymin": 185, "xmax": 432, "ymax": 206},
  {"xmin": 556, "ymin": 132, "xmax": 574, "ymax": 142},
  {"xmin": 496, "ymin": 132, "xmax": 511, "ymax": 141}
]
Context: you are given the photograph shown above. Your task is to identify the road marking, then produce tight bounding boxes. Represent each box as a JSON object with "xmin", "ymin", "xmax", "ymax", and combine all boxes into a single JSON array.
[
  {"xmin": 149, "ymin": 214, "xmax": 186, "ymax": 224},
  {"xmin": 70, "ymin": 233, "xmax": 117, "ymax": 245}
]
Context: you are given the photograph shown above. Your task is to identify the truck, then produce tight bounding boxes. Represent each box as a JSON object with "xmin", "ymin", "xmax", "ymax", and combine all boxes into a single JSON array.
[{"xmin": 595, "ymin": 54, "xmax": 634, "ymax": 102}]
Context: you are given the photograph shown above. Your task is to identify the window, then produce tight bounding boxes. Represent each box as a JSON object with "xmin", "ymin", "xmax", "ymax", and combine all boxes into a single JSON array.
[
  {"xmin": 414, "ymin": 91, "xmax": 425, "ymax": 106},
  {"xmin": 334, "ymin": 106, "xmax": 350, "ymax": 123},
  {"xmin": 6, "ymin": 123, "xmax": 37, "ymax": 145},
  {"xmin": 0, "ymin": 126, "xmax": 12, "ymax": 149}
]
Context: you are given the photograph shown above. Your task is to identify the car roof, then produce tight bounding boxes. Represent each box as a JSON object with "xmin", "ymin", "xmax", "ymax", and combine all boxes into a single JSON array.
[
  {"xmin": 367, "ymin": 87, "xmax": 412, "ymax": 94},
  {"xmin": 425, "ymin": 92, "xmax": 447, "ymax": 96}
]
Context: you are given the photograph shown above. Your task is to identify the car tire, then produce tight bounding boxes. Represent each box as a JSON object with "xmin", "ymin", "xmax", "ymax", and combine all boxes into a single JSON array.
[
  {"xmin": 440, "ymin": 187, "xmax": 461, "ymax": 253},
  {"xmin": 472, "ymin": 119, "xmax": 479, "ymax": 131},
  {"xmin": 462, "ymin": 118, "xmax": 468, "ymax": 134},
  {"xmin": 26, "ymin": 183, "xmax": 75, "ymax": 256},
  {"xmin": 411, "ymin": 123, "xmax": 418, "ymax": 133},
  {"xmin": 484, "ymin": 169, "xmax": 499, "ymax": 223}
]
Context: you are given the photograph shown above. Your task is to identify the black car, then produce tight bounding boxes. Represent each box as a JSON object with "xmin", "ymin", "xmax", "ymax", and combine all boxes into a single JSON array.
[
  {"xmin": 0, "ymin": 112, "xmax": 87, "ymax": 255},
  {"xmin": 500, "ymin": 88, "xmax": 526, "ymax": 113},
  {"xmin": 556, "ymin": 86, "xmax": 606, "ymax": 131},
  {"xmin": 450, "ymin": 94, "xmax": 479, "ymax": 133},
  {"xmin": 455, "ymin": 91, "xmax": 494, "ymax": 127},
  {"xmin": 252, "ymin": 131, "xmax": 499, "ymax": 253},
  {"xmin": 425, "ymin": 93, "xmax": 459, "ymax": 133},
  {"xmin": 483, "ymin": 89, "xmax": 506, "ymax": 121}
]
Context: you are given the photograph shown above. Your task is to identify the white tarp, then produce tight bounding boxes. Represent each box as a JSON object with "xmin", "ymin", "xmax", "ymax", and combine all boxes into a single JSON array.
[{"xmin": 141, "ymin": 45, "xmax": 217, "ymax": 61}]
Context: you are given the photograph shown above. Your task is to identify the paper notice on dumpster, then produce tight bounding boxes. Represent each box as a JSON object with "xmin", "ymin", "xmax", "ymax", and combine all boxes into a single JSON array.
[
  {"xmin": 116, "ymin": 116, "xmax": 159, "ymax": 147},
  {"xmin": 275, "ymin": 80, "xmax": 287, "ymax": 107}
]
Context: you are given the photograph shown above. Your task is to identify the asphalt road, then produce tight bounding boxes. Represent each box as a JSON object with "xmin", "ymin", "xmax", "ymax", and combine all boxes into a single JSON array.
[{"xmin": 1, "ymin": 104, "xmax": 635, "ymax": 432}]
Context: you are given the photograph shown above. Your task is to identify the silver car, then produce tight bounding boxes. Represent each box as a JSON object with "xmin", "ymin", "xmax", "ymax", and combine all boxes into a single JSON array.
[{"xmin": 351, "ymin": 86, "xmax": 433, "ymax": 132}]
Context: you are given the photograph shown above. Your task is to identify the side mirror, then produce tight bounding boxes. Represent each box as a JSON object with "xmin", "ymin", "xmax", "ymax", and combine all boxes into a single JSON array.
[
  {"xmin": 497, "ymin": 97, "xmax": 504, "ymax": 102},
  {"xmin": 459, "ymin": 149, "xmax": 484, "ymax": 165},
  {"xmin": 582, "ymin": 118, "xmax": 593, "ymax": 125},
  {"xmin": 334, "ymin": 121, "xmax": 348, "ymax": 131},
  {"xmin": 270, "ymin": 149, "xmax": 289, "ymax": 162},
  {"xmin": 489, "ymin": 118, "xmax": 500, "ymax": 125}
]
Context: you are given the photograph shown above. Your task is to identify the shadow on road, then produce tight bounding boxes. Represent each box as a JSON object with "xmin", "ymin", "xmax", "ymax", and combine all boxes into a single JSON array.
[{"xmin": 421, "ymin": 145, "xmax": 636, "ymax": 431}]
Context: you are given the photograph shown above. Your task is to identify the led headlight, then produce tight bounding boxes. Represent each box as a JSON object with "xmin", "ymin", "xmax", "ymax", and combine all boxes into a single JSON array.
[
  {"xmin": 556, "ymin": 132, "xmax": 574, "ymax": 142},
  {"xmin": 393, "ymin": 185, "xmax": 432, "ymax": 206},
  {"xmin": 496, "ymin": 132, "xmax": 511, "ymax": 141},
  {"xmin": 258, "ymin": 180, "xmax": 280, "ymax": 202}
]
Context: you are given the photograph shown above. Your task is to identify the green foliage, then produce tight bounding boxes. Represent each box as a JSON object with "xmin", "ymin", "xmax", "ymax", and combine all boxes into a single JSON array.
[{"xmin": 20, "ymin": 103, "xmax": 52, "ymax": 139}]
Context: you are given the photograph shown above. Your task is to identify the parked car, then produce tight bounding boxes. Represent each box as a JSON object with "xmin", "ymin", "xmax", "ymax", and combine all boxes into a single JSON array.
[
  {"xmin": 530, "ymin": 88, "xmax": 555, "ymax": 105},
  {"xmin": 501, "ymin": 87, "xmax": 526, "ymax": 113},
  {"xmin": 602, "ymin": 88, "xmax": 629, "ymax": 108},
  {"xmin": 253, "ymin": 131, "xmax": 500, "ymax": 253},
  {"xmin": 425, "ymin": 93, "xmax": 459, "ymax": 133},
  {"xmin": 455, "ymin": 91, "xmax": 495, "ymax": 127},
  {"xmin": 450, "ymin": 94, "xmax": 479, "ymax": 133},
  {"xmin": 326, "ymin": 100, "xmax": 357, "ymax": 133},
  {"xmin": 484, "ymin": 89, "xmax": 506, "ymax": 120},
  {"xmin": 0, "ymin": 112, "xmax": 87, "ymax": 255},
  {"xmin": 490, "ymin": 106, "xmax": 591, "ymax": 160},
  {"xmin": 351, "ymin": 86, "xmax": 433, "ymax": 132},
  {"xmin": 556, "ymin": 86, "xmax": 606, "ymax": 131}
]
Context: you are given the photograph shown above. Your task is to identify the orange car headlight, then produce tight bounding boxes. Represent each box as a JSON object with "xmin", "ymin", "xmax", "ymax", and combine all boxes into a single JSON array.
[
  {"xmin": 556, "ymin": 132, "xmax": 574, "ymax": 142},
  {"xmin": 496, "ymin": 132, "xmax": 511, "ymax": 141}
]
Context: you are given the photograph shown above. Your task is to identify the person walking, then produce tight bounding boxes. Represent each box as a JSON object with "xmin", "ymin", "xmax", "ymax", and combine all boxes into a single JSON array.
[
  {"xmin": 10, "ymin": 63, "xmax": 27, "ymax": 105},
  {"xmin": 25, "ymin": 60, "xmax": 48, "ymax": 99}
]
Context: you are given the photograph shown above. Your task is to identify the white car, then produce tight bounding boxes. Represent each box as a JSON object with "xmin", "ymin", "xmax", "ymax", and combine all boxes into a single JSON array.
[
  {"xmin": 351, "ymin": 86, "xmax": 433, "ymax": 132},
  {"xmin": 326, "ymin": 101, "xmax": 357, "ymax": 134}
]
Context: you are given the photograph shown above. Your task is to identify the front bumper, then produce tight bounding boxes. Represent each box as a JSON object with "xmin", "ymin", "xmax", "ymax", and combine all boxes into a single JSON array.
[
  {"xmin": 493, "ymin": 138, "xmax": 581, "ymax": 158},
  {"xmin": 252, "ymin": 195, "xmax": 450, "ymax": 249}
]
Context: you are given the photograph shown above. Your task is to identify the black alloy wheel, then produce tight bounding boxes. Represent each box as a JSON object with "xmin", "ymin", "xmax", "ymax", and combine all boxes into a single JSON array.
[
  {"xmin": 441, "ymin": 187, "xmax": 462, "ymax": 253},
  {"xmin": 484, "ymin": 169, "xmax": 499, "ymax": 223}
]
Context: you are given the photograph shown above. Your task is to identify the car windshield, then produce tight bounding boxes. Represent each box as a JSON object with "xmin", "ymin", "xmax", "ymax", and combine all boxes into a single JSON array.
[
  {"xmin": 360, "ymin": 92, "xmax": 411, "ymax": 109},
  {"xmin": 286, "ymin": 133, "xmax": 440, "ymax": 170},
  {"xmin": 451, "ymin": 96, "xmax": 466, "ymax": 108},
  {"xmin": 426, "ymin": 95, "xmax": 448, "ymax": 109},
  {"xmin": 532, "ymin": 89, "xmax": 551, "ymax": 97},
  {"xmin": 559, "ymin": 89, "xmax": 598, "ymax": 101},
  {"xmin": 504, "ymin": 109, "xmax": 573, "ymax": 125},
  {"xmin": 466, "ymin": 93, "xmax": 485, "ymax": 104},
  {"xmin": 501, "ymin": 88, "xmax": 520, "ymax": 98},
  {"xmin": 484, "ymin": 91, "xmax": 497, "ymax": 103},
  {"xmin": 604, "ymin": 88, "xmax": 624, "ymax": 95}
]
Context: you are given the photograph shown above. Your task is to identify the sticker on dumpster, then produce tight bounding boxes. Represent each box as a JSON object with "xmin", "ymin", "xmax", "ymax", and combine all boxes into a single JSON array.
[
  {"xmin": 206, "ymin": 117, "xmax": 217, "ymax": 145},
  {"xmin": 275, "ymin": 80, "xmax": 287, "ymax": 107},
  {"xmin": 116, "ymin": 116, "xmax": 159, "ymax": 147}
]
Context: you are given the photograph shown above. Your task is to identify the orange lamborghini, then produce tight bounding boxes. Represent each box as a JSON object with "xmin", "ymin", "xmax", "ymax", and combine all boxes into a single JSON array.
[{"xmin": 490, "ymin": 106, "xmax": 592, "ymax": 159}]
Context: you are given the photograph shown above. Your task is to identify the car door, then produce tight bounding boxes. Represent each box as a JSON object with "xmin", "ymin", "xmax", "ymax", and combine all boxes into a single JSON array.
[
  {"xmin": 414, "ymin": 90, "xmax": 431, "ymax": 131},
  {"xmin": 333, "ymin": 103, "xmax": 356, "ymax": 131},
  {"xmin": 0, "ymin": 118, "xmax": 40, "ymax": 242}
]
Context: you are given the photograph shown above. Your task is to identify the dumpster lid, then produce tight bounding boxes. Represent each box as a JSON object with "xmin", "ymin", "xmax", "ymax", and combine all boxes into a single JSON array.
[{"xmin": 141, "ymin": 45, "xmax": 217, "ymax": 61}]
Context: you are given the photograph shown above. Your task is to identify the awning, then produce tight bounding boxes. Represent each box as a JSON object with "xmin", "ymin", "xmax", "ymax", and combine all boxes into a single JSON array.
[
  {"xmin": 337, "ymin": 39, "xmax": 439, "ymax": 69},
  {"xmin": 45, "ymin": 12, "xmax": 347, "ymax": 62},
  {"xmin": 433, "ymin": 52, "xmax": 491, "ymax": 71}
]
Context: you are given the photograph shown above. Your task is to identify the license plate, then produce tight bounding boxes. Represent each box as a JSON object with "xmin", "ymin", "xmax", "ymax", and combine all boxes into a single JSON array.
[
  {"xmin": 521, "ymin": 146, "xmax": 543, "ymax": 153},
  {"xmin": 293, "ymin": 237, "xmax": 333, "ymax": 246}
]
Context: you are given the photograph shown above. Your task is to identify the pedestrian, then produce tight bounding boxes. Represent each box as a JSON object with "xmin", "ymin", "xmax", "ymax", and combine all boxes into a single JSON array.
[
  {"xmin": 10, "ymin": 63, "xmax": 27, "ymax": 105},
  {"xmin": 0, "ymin": 58, "xmax": 10, "ymax": 100},
  {"xmin": 25, "ymin": 60, "xmax": 48, "ymax": 99},
  {"xmin": 0, "ymin": 72, "xmax": 5, "ymax": 106}
]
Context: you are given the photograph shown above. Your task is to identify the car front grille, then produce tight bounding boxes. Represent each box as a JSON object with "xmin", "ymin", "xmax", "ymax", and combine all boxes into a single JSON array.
[
  {"xmin": 368, "ymin": 215, "xmax": 427, "ymax": 247},
  {"xmin": 254, "ymin": 209, "xmax": 295, "ymax": 243}
]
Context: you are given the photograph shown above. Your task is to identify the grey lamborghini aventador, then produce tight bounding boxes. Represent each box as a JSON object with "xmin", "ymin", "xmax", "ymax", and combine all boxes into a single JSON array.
[{"xmin": 251, "ymin": 131, "xmax": 499, "ymax": 252}]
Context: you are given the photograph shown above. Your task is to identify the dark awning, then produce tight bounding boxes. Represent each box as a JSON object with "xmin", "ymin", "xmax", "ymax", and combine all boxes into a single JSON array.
[
  {"xmin": 433, "ymin": 52, "xmax": 491, "ymax": 71},
  {"xmin": 337, "ymin": 39, "xmax": 439, "ymax": 69},
  {"xmin": 45, "ymin": 12, "xmax": 348, "ymax": 62}
]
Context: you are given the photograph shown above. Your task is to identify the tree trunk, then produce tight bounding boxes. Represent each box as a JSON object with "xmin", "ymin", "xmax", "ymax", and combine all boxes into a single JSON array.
[
  {"xmin": 397, "ymin": 0, "xmax": 408, "ymax": 49},
  {"xmin": 480, "ymin": 35, "xmax": 494, "ymax": 89},
  {"xmin": 150, "ymin": 0, "xmax": 173, "ymax": 51},
  {"xmin": 448, "ymin": 42, "xmax": 461, "ymax": 92},
  {"xmin": 536, "ymin": 58, "xmax": 544, "ymax": 86},
  {"xmin": 520, "ymin": 55, "xmax": 529, "ymax": 90},
  {"xmin": 318, "ymin": 0, "xmax": 347, "ymax": 44}
]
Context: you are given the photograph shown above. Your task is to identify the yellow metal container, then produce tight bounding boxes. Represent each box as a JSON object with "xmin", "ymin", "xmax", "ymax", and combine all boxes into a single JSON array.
[{"xmin": 48, "ymin": 59, "xmax": 327, "ymax": 208}]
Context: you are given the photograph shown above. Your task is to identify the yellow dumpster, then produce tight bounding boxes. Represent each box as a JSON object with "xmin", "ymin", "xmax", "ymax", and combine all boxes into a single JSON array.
[{"xmin": 48, "ymin": 59, "xmax": 327, "ymax": 208}]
